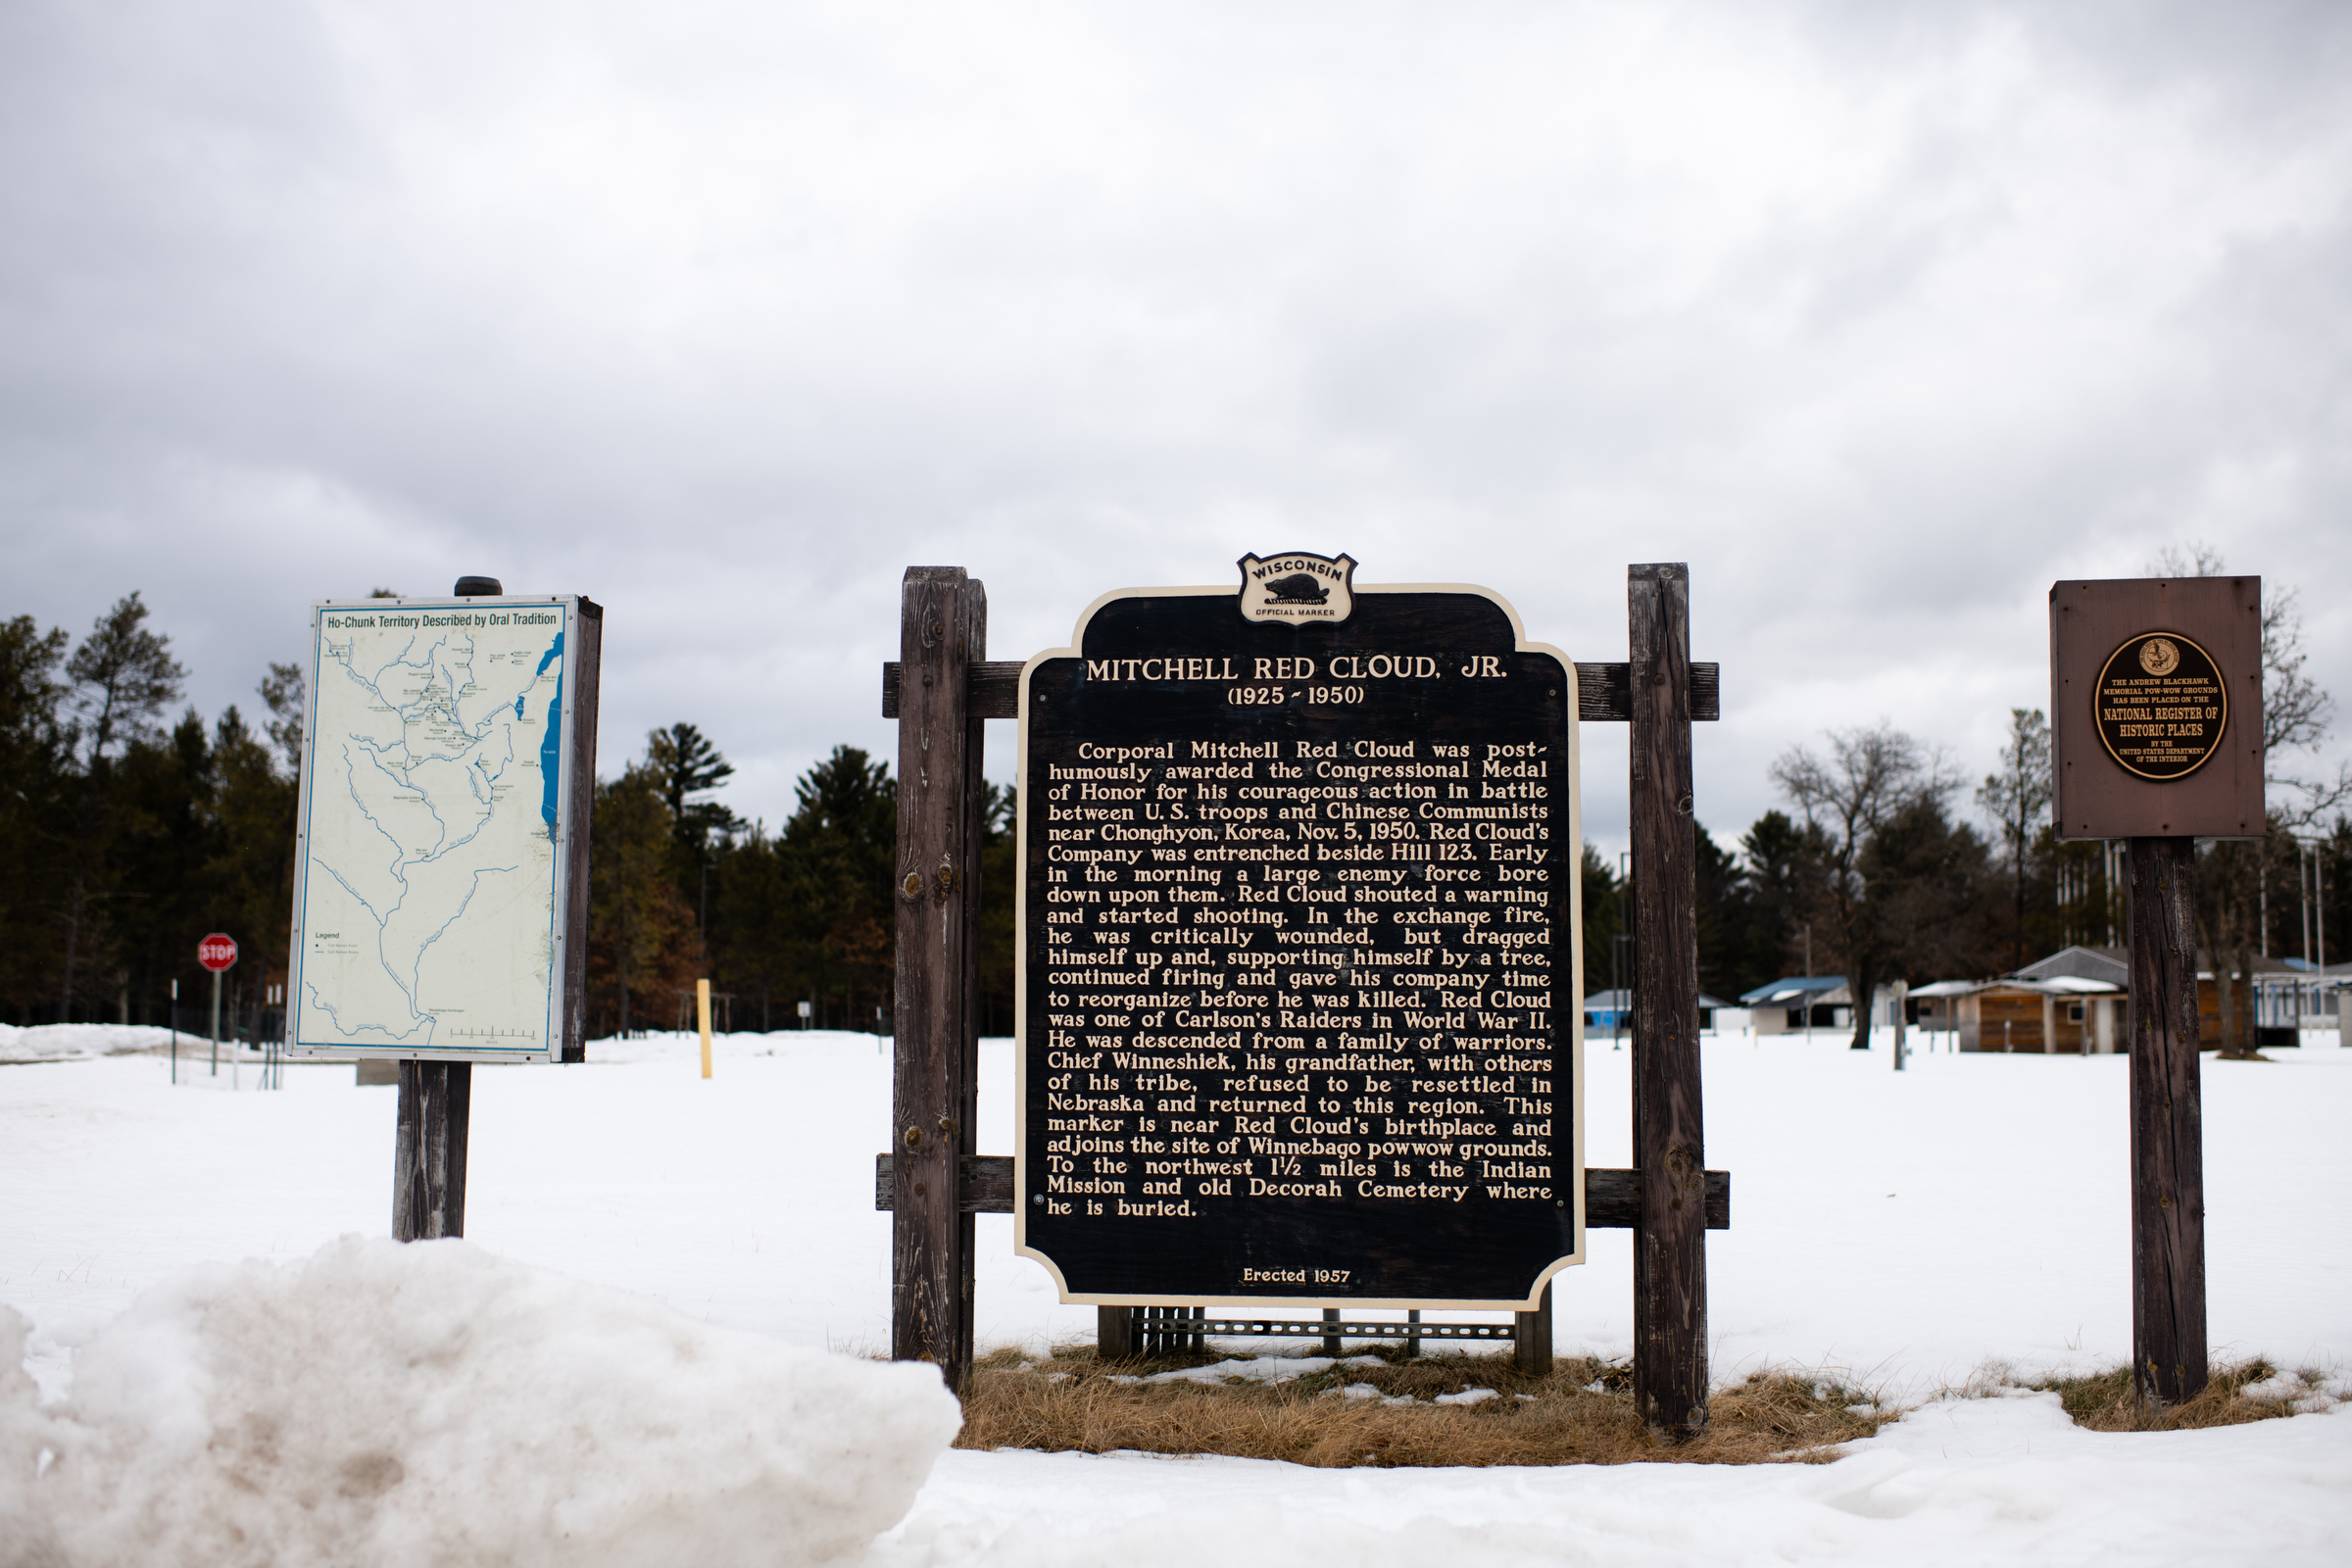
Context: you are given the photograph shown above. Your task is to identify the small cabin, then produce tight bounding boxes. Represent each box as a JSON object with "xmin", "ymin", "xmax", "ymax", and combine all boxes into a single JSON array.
[
  {"xmin": 1582, "ymin": 988, "xmax": 1732, "ymax": 1035},
  {"xmin": 1909, "ymin": 970, "xmax": 2125, "ymax": 1054},
  {"xmin": 1737, "ymin": 976, "xmax": 1850, "ymax": 1034}
]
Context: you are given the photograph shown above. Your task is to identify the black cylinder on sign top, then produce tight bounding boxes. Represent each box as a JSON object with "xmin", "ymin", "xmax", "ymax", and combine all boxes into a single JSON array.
[{"xmin": 454, "ymin": 575, "xmax": 503, "ymax": 596}]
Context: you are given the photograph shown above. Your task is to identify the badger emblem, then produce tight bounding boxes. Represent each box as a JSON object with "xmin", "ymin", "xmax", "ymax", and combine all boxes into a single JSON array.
[
  {"xmin": 1237, "ymin": 552, "xmax": 1357, "ymax": 625},
  {"xmin": 1263, "ymin": 573, "xmax": 1330, "ymax": 606}
]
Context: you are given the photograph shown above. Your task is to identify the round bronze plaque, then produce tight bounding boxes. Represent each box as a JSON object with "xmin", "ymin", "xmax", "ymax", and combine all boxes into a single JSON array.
[{"xmin": 2093, "ymin": 630, "xmax": 2228, "ymax": 780}]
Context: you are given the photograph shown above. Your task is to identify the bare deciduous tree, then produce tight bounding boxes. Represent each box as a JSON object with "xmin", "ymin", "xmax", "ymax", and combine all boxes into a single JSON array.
[
  {"xmin": 1771, "ymin": 722, "xmax": 1958, "ymax": 1050},
  {"xmin": 1975, "ymin": 707, "xmax": 2051, "ymax": 970},
  {"xmin": 2149, "ymin": 542, "xmax": 2347, "ymax": 1056}
]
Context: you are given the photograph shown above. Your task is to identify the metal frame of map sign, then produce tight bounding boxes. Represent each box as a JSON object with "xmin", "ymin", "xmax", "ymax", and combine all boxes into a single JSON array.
[
  {"xmin": 286, "ymin": 595, "xmax": 603, "ymax": 1063},
  {"xmin": 1013, "ymin": 569, "xmax": 1583, "ymax": 1312}
]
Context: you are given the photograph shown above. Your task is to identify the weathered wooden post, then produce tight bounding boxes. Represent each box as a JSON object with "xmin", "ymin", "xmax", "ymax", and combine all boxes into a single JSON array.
[
  {"xmin": 394, "ymin": 1060, "xmax": 470, "ymax": 1239},
  {"xmin": 2128, "ymin": 836, "xmax": 2208, "ymax": 1404},
  {"xmin": 891, "ymin": 566, "xmax": 988, "ymax": 1392},
  {"xmin": 1513, "ymin": 1284, "xmax": 1553, "ymax": 1376},
  {"xmin": 1628, "ymin": 563, "xmax": 1708, "ymax": 1435}
]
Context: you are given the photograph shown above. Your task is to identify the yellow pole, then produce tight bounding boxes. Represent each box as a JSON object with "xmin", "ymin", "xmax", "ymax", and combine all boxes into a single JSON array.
[{"xmin": 697, "ymin": 978, "xmax": 713, "ymax": 1079}]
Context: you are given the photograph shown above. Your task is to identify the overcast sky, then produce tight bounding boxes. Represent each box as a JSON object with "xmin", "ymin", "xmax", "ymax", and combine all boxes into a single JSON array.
[{"xmin": 6, "ymin": 0, "xmax": 2348, "ymax": 855}]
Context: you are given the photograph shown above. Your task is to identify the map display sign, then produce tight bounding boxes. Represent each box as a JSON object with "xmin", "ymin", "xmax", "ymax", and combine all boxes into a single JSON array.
[
  {"xmin": 286, "ymin": 595, "xmax": 603, "ymax": 1062},
  {"xmin": 1015, "ymin": 557, "xmax": 1582, "ymax": 1311}
]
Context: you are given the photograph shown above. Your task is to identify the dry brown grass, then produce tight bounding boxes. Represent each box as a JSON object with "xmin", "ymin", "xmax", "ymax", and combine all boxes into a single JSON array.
[
  {"xmin": 949, "ymin": 1346, "xmax": 2332, "ymax": 1467},
  {"xmin": 955, "ymin": 1344, "xmax": 1892, "ymax": 1467},
  {"xmin": 2031, "ymin": 1358, "xmax": 2329, "ymax": 1432}
]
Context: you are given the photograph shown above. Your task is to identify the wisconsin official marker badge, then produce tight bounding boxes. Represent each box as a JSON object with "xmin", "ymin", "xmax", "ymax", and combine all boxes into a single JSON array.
[{"xmin": 1236, "ymin": 551, "xmax": 1356, "ymax": 626}]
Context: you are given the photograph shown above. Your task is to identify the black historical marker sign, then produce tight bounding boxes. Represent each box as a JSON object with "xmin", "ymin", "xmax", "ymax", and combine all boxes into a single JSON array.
[
  {"xmin": 2093, "ymin": 631, "xmax": 2229, "ymax": 781},
  {"xmin": 1014, "ymin": 556, "xmax": 1583, "ymax": 1310}
]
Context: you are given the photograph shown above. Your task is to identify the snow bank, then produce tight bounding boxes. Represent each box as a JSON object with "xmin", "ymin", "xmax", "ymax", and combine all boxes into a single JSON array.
[
  {"xmin": 0, "ymin": 1023, "xmax": 179, "ymax": 1064},
  {"xmin": 5, "ymin": 1237, "xmax": 961, "ymax": 1568}
]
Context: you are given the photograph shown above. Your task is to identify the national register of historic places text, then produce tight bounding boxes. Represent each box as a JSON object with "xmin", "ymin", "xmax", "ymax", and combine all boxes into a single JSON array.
[{"xmin": 1013, "ymin": 571, "xmax": 1584, "ymax": 1309}]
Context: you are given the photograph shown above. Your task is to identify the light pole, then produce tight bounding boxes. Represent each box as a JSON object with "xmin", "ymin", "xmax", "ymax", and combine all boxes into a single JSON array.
[
  {"xmin": 1802, "ymin": 923, "xmax": 1813, "ymax": 1040},
  {"xmin": 2297, "ymin": 836, "xmax": 2328, "ymax": 1035}
]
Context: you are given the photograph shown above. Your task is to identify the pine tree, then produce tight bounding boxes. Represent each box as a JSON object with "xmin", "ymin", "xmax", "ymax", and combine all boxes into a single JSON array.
[
  {"xmin": 0, "ymin": 616, "xmax": 73, "ymax": 1020},
  {"xmin": 59, "ymin": 595, "xmax": 184, "ymax": 1020}
]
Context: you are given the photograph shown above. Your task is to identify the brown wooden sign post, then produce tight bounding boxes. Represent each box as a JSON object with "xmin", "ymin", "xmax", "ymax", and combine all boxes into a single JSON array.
[
  {"xmin": 2051, "ymin": 574, "xmax": 2264, "ymax": 1408},
  {"xmin": 395, "ymin": 1059, "xmax": 471, "ymax": 1240},
  {"xmin": 2125, "ymin": 836, "xmax": 2206, "ymax": 1404},
  {"xmin": 881, "ymin": 563, "xmax": 1718, "ymax": 1430},
  {"xmin": 890, "ymin": 567, "xmax": 989, "ymax": 1392},
  {"xmin": 1628, "ymin": 564, "xmax": 1708, "ymax": 1435}
]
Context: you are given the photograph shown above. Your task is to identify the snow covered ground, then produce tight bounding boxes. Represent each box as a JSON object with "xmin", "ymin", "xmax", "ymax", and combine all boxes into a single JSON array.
[
  {"xmin": 5, "ymin": 1027, "xmax": 2350, "ymax": 1563},
  {"xmin": 884, "ymin": 1406, "xmax": 2352, "ymax": 1567}
]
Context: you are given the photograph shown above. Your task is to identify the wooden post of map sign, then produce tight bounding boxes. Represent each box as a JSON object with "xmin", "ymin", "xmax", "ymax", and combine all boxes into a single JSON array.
[
  {"xmin": 891, "ymin": 566, "xmax": 988, "ymax": 1391},
  {"xmin": 2051, "ymin": 575, "xmax": 2263, "ymax": 1407},
  {"xmin": 395, "ymin": 1057, "xmax": 470, "ymax": 1239},
  {"xmin": 284, "ymin": 575, "xmax": 602, "ymax": 1245}
]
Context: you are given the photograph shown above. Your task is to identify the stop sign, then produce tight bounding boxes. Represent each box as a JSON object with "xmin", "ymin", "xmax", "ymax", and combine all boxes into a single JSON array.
[{"xmin": 197, "ymin": 933, "xmax": 238, "ymax": 972}]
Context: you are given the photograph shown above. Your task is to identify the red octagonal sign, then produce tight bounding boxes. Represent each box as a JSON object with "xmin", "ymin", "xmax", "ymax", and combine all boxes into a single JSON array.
[{"xmin": 197, "ymin": 933, "xmax": 238, "ymax": 972}]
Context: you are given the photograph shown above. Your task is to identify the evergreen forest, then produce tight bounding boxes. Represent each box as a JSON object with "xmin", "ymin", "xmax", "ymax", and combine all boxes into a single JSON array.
[{"xmin": 6, "ymin": 593, "xmax": 2347, "ymax": 1047}]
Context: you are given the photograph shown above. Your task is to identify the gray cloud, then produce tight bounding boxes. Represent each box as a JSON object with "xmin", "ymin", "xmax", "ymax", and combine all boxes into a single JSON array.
[{"xmin": 5, "ymin": 0, "xmax": 2348, "ymax": 850}]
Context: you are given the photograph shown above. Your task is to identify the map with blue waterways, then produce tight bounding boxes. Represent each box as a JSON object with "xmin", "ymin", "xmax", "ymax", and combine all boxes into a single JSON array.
[{"xmin": 290, "ymin": 599, "xmax": 575, "ymax": 1056}]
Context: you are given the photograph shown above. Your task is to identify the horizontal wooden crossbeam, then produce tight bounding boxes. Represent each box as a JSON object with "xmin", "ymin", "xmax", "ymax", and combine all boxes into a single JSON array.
[
  {"xmin": 881, "ymin": 662, "xmax": 1719, "ymax": 722},
  {"xmin": 883, "ymin": 660, "xmax": 1025, "ymax": 720},
  {"xmin": 874, "ymin": 1154, "xmax": 1729, "ymax": 1228},
  {"xmin": 1577, "ymin": 662, "xmax": 1720, "ymax": 724}
]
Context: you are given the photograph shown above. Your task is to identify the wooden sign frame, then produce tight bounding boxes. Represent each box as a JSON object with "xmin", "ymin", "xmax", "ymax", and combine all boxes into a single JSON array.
[{"xmin": 879, "ymin": 562, "xmax": 1724, "ymax": 1435}]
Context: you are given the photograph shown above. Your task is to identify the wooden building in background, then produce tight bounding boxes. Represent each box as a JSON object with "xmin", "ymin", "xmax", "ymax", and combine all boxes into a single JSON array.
[{"xmin": 1911, "ymin": 944, "xmax": 2309, "ymax": 1053}]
